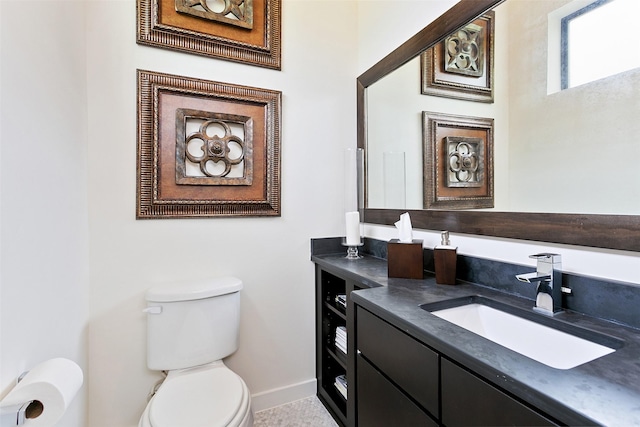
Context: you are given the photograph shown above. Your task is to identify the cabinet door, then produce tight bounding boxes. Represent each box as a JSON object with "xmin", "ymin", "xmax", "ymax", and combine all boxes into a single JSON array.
[
  {"xmin": 357, "ymin": 354, "xmax": 438, "ymax": 427},
  {"xmin": 441, "ymin": 359, "xmax": 558, "ymax": 426},
  {"xmin": 357, "ymin": 307, "xmax": 439, "ymax": 418}
]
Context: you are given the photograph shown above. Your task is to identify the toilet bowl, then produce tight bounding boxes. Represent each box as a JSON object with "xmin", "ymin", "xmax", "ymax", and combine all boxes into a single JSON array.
[
  {"xmin": 139, "ymin": 277, "xmax": 253, "ymax": 427},
  {"xmin": 139, "ymin": 362, "xmax": 253, "ymax": 427}
]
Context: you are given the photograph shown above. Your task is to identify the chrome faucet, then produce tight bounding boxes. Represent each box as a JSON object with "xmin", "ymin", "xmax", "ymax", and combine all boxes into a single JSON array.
[{"xmin": 516, "ymin": 253, "xmax": 563, "ymax": 316}]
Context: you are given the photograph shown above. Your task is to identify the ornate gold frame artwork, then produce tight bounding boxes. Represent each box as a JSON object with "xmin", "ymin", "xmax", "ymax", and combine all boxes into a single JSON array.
[
  {"xmin": 137, "ymin": 0, "xmax": 281, "ymax": 70},
  {"xmin": 421, "ymin": 11, "xmax": 494, "ymax": 102},
  {"xmin": 423, "ymin": 112, "xmax": 494, "ymax": 209},
  {"xmin": 137, "ymin": 69, "xmax": 282, "ymax": 218}
]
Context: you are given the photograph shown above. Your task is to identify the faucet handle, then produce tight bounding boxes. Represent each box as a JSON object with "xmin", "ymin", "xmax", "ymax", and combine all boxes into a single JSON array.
[{"xmin": 529, "ymin": 253, "xmax": 561, "ymax": 263}]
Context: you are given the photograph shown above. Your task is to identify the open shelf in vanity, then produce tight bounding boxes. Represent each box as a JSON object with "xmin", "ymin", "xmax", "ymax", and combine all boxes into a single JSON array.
[
  {"xmin": 315, "ymin": 264, "xmax": 365, "ymax": 427},
  {"xmin": 316, "ymin": 268, "xmax": 347, "ymax": 425}
]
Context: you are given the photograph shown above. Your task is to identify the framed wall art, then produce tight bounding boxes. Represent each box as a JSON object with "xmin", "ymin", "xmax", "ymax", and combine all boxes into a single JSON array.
[
  {"xmin": 137, "ymin": 69, "xmax": 282, "ymax": 219},
  {"xmin": 137, "ymin": 0, "xmax": 281, "ymax": 70},
  {"xmin": 423, "ymin": 111, "xmax": 494, "ymax": 209},
  {"xmin": 420, "ymin": 11, "xmax": 494, "ymax": 102}
]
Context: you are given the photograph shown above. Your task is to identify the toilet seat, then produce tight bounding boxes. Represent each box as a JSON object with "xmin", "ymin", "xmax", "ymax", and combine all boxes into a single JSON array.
[{"xmin": 141, "ymin": 362, "xmax": 252, "ymax": 427}]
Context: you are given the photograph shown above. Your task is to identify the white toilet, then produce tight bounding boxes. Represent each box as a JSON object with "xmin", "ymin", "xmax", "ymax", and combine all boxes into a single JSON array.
[{"xmin": 139, "ymin": 277, "xmax": 253, "ymax": 427}]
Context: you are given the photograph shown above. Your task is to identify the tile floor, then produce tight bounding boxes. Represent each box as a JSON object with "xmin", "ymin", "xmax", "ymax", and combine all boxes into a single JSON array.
[{"xmin": 253, "ymin": 396, "xmax": 338, "ymax": 427}]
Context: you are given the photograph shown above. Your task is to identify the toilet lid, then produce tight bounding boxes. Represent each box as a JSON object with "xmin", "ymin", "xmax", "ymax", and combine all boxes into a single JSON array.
[{"xmin": 150, "ymin": 366, "xmax": 244, "ymax": 427}]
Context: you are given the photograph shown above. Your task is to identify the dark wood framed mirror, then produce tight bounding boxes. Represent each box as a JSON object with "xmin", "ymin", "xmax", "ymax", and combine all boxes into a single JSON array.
[{"xmin": 357, "ymin": 0, "xmax": 640, "ymax": 252}]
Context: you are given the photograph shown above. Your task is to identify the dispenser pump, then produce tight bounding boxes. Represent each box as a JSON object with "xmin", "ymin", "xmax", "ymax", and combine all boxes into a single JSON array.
[
  {"xmin": 434, "ymin": 230, "xmax": 457, "ymax": 285},
  {"xmin": 440, "ymin": 231, "xmax": 450, "ymax": 246}
]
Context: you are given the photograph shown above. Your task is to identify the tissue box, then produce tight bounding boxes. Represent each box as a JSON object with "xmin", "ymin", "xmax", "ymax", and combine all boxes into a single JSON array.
[{"xmin": 387, "ymin": 239, "xmax": 424, "ymax": 279}]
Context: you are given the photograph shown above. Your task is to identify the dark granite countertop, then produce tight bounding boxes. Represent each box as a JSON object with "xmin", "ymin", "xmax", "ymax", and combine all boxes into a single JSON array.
[{"xmin": 313, "ymin": 253, "xmax": 640, "ymax": 426}]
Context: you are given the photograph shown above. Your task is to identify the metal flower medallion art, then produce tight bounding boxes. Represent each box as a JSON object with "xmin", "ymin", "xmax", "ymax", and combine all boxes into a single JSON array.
[
  {"xmin": 176, "ymin": 108, "xmax": 253, "ymax": 186},
  {"xmin": 186, "ymin": 120, "xmax": 244, "ymax": 176},
  {"xmin": 420, "ymin": 11, "xmax": 494, "ymax": 102},
  {"xmin": 137, "ymin": 70, "xmax": 281, "ymax": 218},
  {"xmin": 422, "ymin": 111, "xmax": 493, "ymax": 209},
  {"xmin": 446, "ymin": 137, "xmax": 483, "ymax": 188},
  {"xmin": 444, "ymin": 22, "xmax": 484, "ymax": 77},
  {"xmin": 138, "ymin": 0, "xmax": 280, "ymax": 69},
  {"xmin": 175, "ymin": 0, "xmax": 254, "ymax": 29}
]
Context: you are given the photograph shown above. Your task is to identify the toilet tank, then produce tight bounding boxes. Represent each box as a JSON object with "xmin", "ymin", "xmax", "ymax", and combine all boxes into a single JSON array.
[{"xmin": 145, "ymin": 277, "xmax": 243, "ymax": 371}]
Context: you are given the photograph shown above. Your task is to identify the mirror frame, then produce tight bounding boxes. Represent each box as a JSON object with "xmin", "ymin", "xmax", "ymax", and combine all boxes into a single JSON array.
[{"xmin": 357, "ymin": 0, "xmax": 640, "ymax": 252}]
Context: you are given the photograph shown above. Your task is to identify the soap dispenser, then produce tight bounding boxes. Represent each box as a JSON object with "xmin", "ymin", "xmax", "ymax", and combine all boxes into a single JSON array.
[{"xmin": 434, "ymin": 231, "xmax": 457, "ymax": 285}]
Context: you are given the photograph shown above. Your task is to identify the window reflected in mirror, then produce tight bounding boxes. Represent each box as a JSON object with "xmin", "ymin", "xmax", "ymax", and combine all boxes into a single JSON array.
[{"xmin": 561, "ymin": 0, "xmax": 640, "ymax": 89}]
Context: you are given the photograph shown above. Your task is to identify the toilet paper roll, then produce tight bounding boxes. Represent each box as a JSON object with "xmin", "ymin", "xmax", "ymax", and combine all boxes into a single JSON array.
[{"xmin": 0, "ymin": 358, "xmax": 83, "ymax": 426}]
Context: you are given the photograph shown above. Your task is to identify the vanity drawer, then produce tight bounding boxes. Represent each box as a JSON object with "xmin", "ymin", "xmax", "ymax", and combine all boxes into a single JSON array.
[
  {"xmin": 441, "ymin": 358, "xmax": 557, "ymax": 426},
  {"xmin": 356, "ymin": 307, "xmax": 439, "ymax": 417},
  {"xmin": 357, "ymin": 354, "xmax": 438, "ymax": 427}
]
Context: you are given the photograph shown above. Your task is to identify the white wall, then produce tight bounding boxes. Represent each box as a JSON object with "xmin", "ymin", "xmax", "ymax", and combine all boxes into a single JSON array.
[
  {"xmin": 0, "ymin": 2, "xmax": 90, "ymax": 427},
  {"xmin": 356, "ymin": 0, "xmax": 457, "ymax": 73},
  {"xmin": 85, "ymin": 1, "xmax": 357, "ymax": 426}
]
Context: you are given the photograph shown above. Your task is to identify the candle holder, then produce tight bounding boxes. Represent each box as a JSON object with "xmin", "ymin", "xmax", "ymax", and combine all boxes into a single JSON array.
[{"xmin": 342, "ymin": 239, "xmax": 363, "ymax": 260}]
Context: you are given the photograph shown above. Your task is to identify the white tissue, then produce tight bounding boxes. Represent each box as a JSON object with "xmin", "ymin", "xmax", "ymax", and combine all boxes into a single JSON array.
[
  {"xmin": 394, "ymin": 212, "xmax": 413, "ymax": 243},
  {"xmin": 0, "ymin": 358, "xmax": 83, "ymax": 426}
]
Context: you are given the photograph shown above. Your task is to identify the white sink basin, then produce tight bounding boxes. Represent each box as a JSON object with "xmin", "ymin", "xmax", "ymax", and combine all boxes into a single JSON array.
[{"xmin": 424, "ymin": 297, "xmax": 619, "ymax": 369}]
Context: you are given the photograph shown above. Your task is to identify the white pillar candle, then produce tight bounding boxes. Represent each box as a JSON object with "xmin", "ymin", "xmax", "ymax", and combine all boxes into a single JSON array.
[{"xmin": 345, "ymin": 211, "xmax": 360, "ymax": 246}]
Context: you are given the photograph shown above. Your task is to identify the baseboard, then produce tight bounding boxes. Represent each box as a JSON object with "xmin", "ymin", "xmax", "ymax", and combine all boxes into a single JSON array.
[{"xmin": 251, "ymin": 378, "xmax": 317, "ymax": 412}]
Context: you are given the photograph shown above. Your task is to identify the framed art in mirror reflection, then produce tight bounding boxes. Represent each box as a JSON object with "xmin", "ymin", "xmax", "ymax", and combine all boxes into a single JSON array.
[{"xmin": 423, "ymin": 112, "xmax": 494, "ymax": 210}]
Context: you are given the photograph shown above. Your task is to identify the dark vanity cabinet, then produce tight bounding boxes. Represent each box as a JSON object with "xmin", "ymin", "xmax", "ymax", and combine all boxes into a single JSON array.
[
  {"xmin": 315, "ymin": 266, "xmax": 364, "ymax": 427},
  {"xmin": 356, "ymin": 307, "xmax": 439, "ymax": 427},
  {"xmin": 315, "ymin": 261, "xmax": 563, "ymax": 427},
  {"xmin": 314, "ymin": 243, "xmax": 640, "ymax": 426},
  {"xmin": 440, "ymin": 359, "xmax": 555, "ymax": 426},
  {"xmin": 355, "ymin": 305, "xmax": 559, "ymax": 427}
]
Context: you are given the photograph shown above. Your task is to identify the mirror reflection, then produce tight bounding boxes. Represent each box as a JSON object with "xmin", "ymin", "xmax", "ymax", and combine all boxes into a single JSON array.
[{"xmin": 366, "ymin": 0, "xmax": 640, "ymax": 215}]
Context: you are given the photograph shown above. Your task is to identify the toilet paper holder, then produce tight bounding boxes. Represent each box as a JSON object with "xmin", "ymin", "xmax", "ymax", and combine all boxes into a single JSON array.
[
  {"xmin": 0, "ymin": 400, "xmax": 43, "ymax": 426},
  {"xmin": 0, "ymin": 371, "xmax": 44, "ymax": 426}
]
